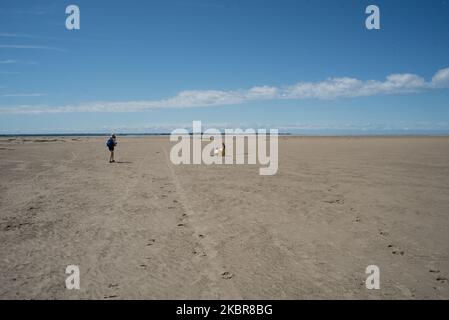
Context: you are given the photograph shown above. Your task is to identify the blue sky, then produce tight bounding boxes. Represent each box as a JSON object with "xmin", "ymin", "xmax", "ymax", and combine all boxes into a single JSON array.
[{"xmin": 0, "ymin": 0, "xmax": 449, "ymax": 134}]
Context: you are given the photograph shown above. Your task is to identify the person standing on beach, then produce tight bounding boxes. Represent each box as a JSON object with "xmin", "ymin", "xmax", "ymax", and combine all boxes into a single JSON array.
[{"xmin": 106, "ymin": 134, "xmax": 117, "ymax": 163}]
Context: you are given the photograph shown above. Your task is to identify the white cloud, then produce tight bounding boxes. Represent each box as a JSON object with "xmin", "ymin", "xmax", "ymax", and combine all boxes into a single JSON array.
[
  {"xmin": 1, "ymin": 93, "xmax": 46, "ymax": 97},
  {"xmin": 432, "ymin": 68, "xmax": 449, "ymax": 88},
  {"xmin": 285, "ymin": 73, "xmax": 429, "ymax": 100},
  {"xmin": 0, "ymin": 45, "xmax": 65, "ymax": 52},
  {"xmin": 0, "ymin": 33, "xmax": 34, "ymax": 38},
  {"xmin": 0, "ymin": 59, "xmax": 37, "ymax": 65},
  {"xmin": 0, "ymin": 71, "xmax": 20, "ymax": 75},
  {"xmin": 1, "ymin": 67, "xmax": 448, "ymax": 114},
  {"xmin": 0, "ymin": 59, "xmax": 18, "ymax": 64}
]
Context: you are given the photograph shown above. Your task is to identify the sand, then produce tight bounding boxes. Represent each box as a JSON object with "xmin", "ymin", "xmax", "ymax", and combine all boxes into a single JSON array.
[{"xmin": 0, "ymin": 136, "xmax": 448, "ymax": 299}]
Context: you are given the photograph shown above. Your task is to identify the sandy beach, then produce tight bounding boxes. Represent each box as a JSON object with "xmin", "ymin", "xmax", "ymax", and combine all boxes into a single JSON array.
[{"xmin": 0, "ymin": 136, "xmax": 448, "ymax": 299}]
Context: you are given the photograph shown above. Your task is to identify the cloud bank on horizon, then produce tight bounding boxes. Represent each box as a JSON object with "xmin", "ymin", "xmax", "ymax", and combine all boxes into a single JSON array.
[{"xmin": 1, "ymin": 67, "xmax": 449, "ymax": 115}]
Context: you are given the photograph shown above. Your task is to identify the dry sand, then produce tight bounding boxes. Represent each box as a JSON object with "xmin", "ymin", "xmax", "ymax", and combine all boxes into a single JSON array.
[{"xmin": 0, "ymin": 136, "xmax": 448, "ymax": 299}]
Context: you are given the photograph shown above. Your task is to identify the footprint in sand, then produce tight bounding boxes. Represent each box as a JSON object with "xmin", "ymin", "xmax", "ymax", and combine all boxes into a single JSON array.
[
  {"xmin": 104, "ymin": 295, "xmax": 118, "ymax": 299},
  {"xmin": 221, "ymin": 271, "xmax": 234, "ymax": 280},
  {"xmin": 177, "ymin": 223, "xmax": 185, "ymax": 227},
  {"xmin": 108, "ymin": 284, "xmax": 119, "ymax": 288},
  {"xmin": 192, "ymin": 249, "xmax": 207, "ymax": 257},
  {"xmin": 436, "ymin": 276, "xmax": 447, "ymax": 284},
  {"xmin": 429, "ymin": 267, "xmax": 440, "ymax": 274},
  {"xmin": 146, "ymin": 239, "xmax": 156, "ymax": 246},
  {"xmin": 324, "ymin": 198, "xmax": 344, "ymax": 205},
  {"xmin": 3, "ymin": 221, "xmax": 31, "ymax": 231},
  {"xmin": 388, "ymin": 244, "xmax": 404, "ymax": 255}
]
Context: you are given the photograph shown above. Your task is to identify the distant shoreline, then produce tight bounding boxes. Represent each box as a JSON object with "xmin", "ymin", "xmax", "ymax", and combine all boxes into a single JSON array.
[{"xmin": 1, "ymin": 133, "xmax": 449, "ymax": 138}]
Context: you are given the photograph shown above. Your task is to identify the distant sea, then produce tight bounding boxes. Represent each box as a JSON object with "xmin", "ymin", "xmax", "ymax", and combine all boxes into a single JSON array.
[{"xmin": 1, "ymin": 131, "xmax": 449, "ymax": 137}]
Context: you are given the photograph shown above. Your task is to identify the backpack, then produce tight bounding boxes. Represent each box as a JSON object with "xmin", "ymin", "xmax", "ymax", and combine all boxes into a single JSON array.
[{"xmin": 106, "ymin": 138, "xmax": 114, "ymax": 148}]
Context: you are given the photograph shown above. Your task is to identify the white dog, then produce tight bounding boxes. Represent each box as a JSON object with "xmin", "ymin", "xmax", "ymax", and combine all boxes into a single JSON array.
[{"xmin": 214, "ymin": 142, "xmax": 225, "ymax": 157}]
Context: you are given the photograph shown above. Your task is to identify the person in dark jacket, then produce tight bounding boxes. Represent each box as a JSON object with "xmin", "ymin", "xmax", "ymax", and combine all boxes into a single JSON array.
[{"xmin": 106, "ymin": 134, "xmax": 117, "ymax": 163}]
